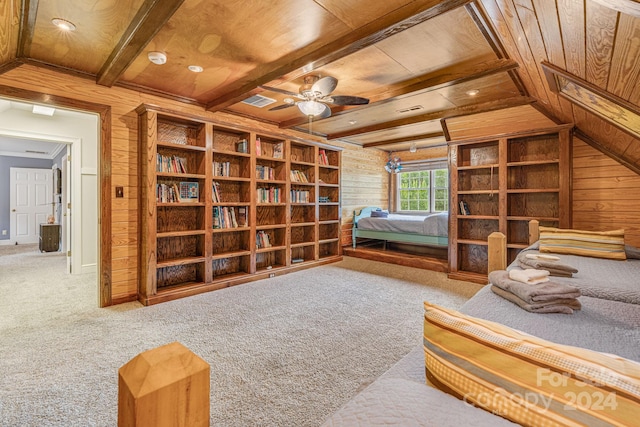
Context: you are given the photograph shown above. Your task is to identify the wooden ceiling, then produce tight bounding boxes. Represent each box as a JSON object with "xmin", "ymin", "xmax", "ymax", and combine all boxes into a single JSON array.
[{"xmin": 1, "ymin": 0, "xmax": 639, "ymax": 167}]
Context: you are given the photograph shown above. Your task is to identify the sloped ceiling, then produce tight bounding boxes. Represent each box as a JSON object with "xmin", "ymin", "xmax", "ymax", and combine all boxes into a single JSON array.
[{"xmin": 0, "ymin": 0, "xmax": 638, "ymax": 170}]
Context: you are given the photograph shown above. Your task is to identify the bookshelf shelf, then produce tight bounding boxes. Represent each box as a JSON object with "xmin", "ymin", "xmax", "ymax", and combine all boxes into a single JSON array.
[{"xmin": 138, "ymin": 105, "xmax": 342, "ymax": 305}]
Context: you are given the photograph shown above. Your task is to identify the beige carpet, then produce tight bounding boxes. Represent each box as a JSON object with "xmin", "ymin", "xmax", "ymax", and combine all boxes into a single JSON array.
[{"xmin": 0, "ymin": 246, "xmax": 481, "ymax": 426}]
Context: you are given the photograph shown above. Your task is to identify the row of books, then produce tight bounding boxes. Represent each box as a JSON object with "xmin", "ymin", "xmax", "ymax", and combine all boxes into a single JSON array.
[
  {"xmin": 290, "ymin": 170, "xmax": 309, "ymax": 183},
  {"xmin": 255, "ymin": 137, "xmax": 284, "ymax": 159},
  {"xmin": 256, "ymin": 231, "xmax": 272, "ymax": 249},
  {"xmin": 318, "ymin": 149, "xmax": 329, "ymax": 166},
  {"xmin": 157, "ymin": 154, "xmax": 188, "ymax": 174},
  {"xmin": 156, "ymin": 182, "xmax": 199, "ymax": 204},
  {"xmin": 290, "ymin": 190, "xmax": 310, "ymax": 203},
  {"xmin": 256, "ymin": 165, "xmax": 276, "ymax": 180},
  {"xmin": 213, "ymin": 206, "xmax": 247, "ymax": 229},
  {"xmin": 257, "ymin": 187, "xmax": 281, "ymax": 203},
  {"xmin": 213, "ymin": 161, "xmax": 231, "ymax": 177}
]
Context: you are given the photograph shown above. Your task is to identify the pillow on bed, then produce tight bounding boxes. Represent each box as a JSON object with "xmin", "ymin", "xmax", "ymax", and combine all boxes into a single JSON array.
[
  {"xmin": 538, "ymin": 226, "xmax": 626, "ymax": 260},
  {"xmin": 423, "ymin": 301, "xmax": 640, "ymax": 427},
  {"xmin": 370, "ymin": 209, "xmax": 388, "ymax": 218}
]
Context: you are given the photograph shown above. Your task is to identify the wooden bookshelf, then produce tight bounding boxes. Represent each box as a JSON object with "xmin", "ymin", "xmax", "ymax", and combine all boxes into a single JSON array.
[
  {"xmin": 448, "ymin": 125, "xmax": 572, "ymax": 283},
  {"xmin": 138, "ymin": 106, "xmax": 342, "ymax": 305}
]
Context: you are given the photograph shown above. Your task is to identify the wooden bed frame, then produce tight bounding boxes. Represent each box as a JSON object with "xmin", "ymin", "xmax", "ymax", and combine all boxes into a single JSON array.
[{"xmin": 352, "ymin": 206, "xmax": 448, "ymax": 249}]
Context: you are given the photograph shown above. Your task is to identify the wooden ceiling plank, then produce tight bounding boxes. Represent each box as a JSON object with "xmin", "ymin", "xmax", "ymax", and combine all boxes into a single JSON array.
[
  {"xmin": 205, "ymin": 0, "xmax": 474, "ymax": 112},
  {"xmin": 17, "ymin": 0, "xmax": 38, "ymax": 58},
  {"xmin": 327, "ymin": 96, "xmax": 535, "ymax": 139},
  {"xmin": 590, "ymin": 0, "xmax": 640, "ymax": 18},
  {"xmin": 362, "ymin": 132, "xmax": 445, "ymax": 148},
  {"xmin": 574, "ymin": 129, "xmax": 640, "ymax": 176},
  {"xmin": 96, "ymin": 0, "xmax": 185, "ymax": 87},
  {"xmin": 279, "ymin": 58, "xmax": 518, "ymax": 129}
]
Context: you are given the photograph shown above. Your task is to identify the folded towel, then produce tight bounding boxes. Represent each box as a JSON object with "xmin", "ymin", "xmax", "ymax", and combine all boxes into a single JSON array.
[
  {"xmin": 517, "ymin": 260, "xmax": 575, "ymax": 277},
  {"xmin": 489, "ymin": 270, "xmax": 581, "ymax": 303},
  {"xmin": 508, "ymin": 268, "xmax": 550, "ymax": 285},
  {"xmin": 517, "ymin": 252, "xmax": 578, "ymax": 277},
  {"xmin": 525, "ymin": 253, "xmax": 560, "ymax": 261},
  {"xmin": 491, "ymin": 286, "xmax": 581, "ymax": 314}
]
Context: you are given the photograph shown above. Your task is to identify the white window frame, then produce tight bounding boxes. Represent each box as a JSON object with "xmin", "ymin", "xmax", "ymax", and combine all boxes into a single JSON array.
[{"xmin": 395, "ymin": 168, "xmax": 448, "ymax": 214}]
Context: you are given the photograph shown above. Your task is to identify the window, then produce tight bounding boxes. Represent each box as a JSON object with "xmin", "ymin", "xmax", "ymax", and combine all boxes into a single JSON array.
[{"xmin": 397, "ymin": 169, "xmax": 448, "ymax": 213}]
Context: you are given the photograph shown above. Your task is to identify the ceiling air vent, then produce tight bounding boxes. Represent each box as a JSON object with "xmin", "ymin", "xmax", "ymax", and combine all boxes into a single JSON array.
[
  {"xmin": 242, "ymin": 94, "xmax": 277, "ymax": 108},
  {"xmin": 396, "ymin": 105, "xmax": 424, "ymax": 114}
]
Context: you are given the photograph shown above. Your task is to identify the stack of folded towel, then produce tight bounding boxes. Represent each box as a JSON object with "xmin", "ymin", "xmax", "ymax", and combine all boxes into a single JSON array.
[
  {"xmin": 516, "ymin": 252, "xmax": 578, "ymax": 277},
  {"xmin": 489, "ymin": 269, "xmax": 582, "ymax": 314}
]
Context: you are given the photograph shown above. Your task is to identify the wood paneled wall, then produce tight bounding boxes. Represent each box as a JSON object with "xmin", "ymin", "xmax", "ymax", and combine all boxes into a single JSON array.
[
  {"xmin": 340, "ymin": 146, "xmax": 388, "ymax": 245},
  {"xmin": 0, "ymin": 64, "xmax": 374, "ymax": 304},
  {"xmin": 572, "ymin": 138, "xmax": 640, "ymax": 247}
]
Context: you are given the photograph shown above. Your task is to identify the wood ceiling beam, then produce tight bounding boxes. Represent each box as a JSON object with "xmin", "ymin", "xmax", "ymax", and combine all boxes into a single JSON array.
[
  {"xmin": 327, "ymin": 96, "xmax": 535, "ymax": 139},
  {"xmin": 362, "ymin": 132, "xmax": 445, "ymax": 148},
  {"xmin": 205, "ymin": 0, "xmax": 473, "ymax": 112},
  {"xmin": 279, "ymin": 58, "xmax": 518, "ymax": 129},
  {"xmin": 17, "ymin": 0, "xmax": 38, "ymax": 57},
  {"xmin": 96, "ymin": 0, "xmax": 185, "ymax": 87}
]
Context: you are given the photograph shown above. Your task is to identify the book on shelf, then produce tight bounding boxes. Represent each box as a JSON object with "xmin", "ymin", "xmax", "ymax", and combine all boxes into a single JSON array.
[
  {"xmin": 156, "ymin": 154, "xmax": 188, "ymax": 174},
  {"xmin": 318, "ymin": 149, "xmax": 329, "ymax": 166},
  {"xmin": 212, "ymin": 181, "xmax": 221, "ymax": 203},
  {"xmin": 290, "ymin": 170, "xmax": 308, "ymax": 183},
  {"xmin": 256, "ymin": 137, "xmax": 262, "ymax": 156},
  {"xmin": 459, "ymin": 200, "xmax": 470, "ymax": 215},
  {"xmin": 272, "ymin": 142, "xmax": 283, "ymax": 159},
  {"xmin": 213, "ymin": 161, "xmax": 231, "ymax": 177},
  {"xmin": 213, "ymin": 206, "xmax": 241, "ymax": 229},
  {"xmin": 256, "ymin": 230, "xmax": 272, "ymax": 249},
  {"xmin": 179, "ymin": 182, "xmax": 199, "ymax": 203},
  {"xmin": 290, "ymin": 189, "xmax": 310, "ymax": 203},
  {"xmin": 256, "ymin": 165, "xmax": 275, "ymax": 180},
  {"xmin": 156, "ymin": 183, "xmax": 180, "ymax": 203},
  {"xmin": 237, "ymin": 206, "xmax": 247, "ymax": 227},
  {"xmin": 257, "ymin": 186, "xmax": 281, "ymax": 203},
  {"xmin": 236, "ymin": 139, "xmax": 248, "ymax": 154}
]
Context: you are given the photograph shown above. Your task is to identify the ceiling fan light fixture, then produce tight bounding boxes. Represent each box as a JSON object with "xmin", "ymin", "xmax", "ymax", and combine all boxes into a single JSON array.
[
  {"xmin": 188, "ymin": 65, "xmax": 203, "ymax": 73},
  {"xmin": 297, "ymin": 100, "xmax": 326, "ymax": 117},
  {"xmin": 466, "ymin": 89, "xmax": 479, "ymax": 96}
]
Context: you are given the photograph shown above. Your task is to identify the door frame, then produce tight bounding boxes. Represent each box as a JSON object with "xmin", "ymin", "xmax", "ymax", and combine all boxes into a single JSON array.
[{"xmin": 0, "ymin": 84, "xmax": 112, "ymax": 307}]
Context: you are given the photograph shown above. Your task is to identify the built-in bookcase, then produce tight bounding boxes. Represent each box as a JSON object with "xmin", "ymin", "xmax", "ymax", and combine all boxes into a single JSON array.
[
  {"xmin": 138, "ymin": 105, "xmax": 342, "ymax": 305},
  {"xmin": 448, "ymin": 125, "xmax": 571, "ymax": 283}
]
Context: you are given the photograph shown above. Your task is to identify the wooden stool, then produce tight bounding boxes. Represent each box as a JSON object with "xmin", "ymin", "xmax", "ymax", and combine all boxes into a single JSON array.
[{"xmin": 118, "ymin": 342, "xmax": 210, "ymax": 427}]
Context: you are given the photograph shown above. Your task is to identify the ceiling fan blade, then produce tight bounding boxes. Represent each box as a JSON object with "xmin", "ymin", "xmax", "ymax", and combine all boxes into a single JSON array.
[
  {"xmin": 330, "ymin": 96, "xmax": 370, "ymax": 106},
  {"xmin": 260, "ymin": 85, "xmax": 300, "ymax": 98},
  {"xmin": 311, "ymin": 76, "xmax": 338, "ymax": 97},
  {"xmin": 268, "ymin": 103, "xmax": 296, "ymax": 111}
]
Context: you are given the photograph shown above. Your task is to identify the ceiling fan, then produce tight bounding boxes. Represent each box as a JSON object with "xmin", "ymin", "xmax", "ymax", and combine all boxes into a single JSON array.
[{"xmin": 261, "ymin": 75, "xmax": 369, "ymax": 119}]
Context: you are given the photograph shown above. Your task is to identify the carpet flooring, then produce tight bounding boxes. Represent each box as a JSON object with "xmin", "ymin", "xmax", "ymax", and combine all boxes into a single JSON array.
[{"xmin": 0, "ymin": 245, "xmax": 480, "ymax": 426}]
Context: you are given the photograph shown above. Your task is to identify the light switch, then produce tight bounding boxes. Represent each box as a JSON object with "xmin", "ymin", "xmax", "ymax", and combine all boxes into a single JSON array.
[{"xmin": 115, "ymin": 186, "xmax": 124, "ymax": 198}]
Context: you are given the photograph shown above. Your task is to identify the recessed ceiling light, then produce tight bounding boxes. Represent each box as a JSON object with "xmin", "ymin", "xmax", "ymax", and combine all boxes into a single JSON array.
[
  {"xmin": 148, "ymin": 52, "xmax": 167, "ymax": 65},
  {"xmin": 348, "ymin": 120, "xmax": 357, "ymax": 125},
  {"xmin": 32, "ymin": 105, "xmax": 56, "ymax": 116},
  {"xmin": 188, "ymin": 65, "xmax": 203, "ymax": 73},
  {"xmin": 51, "ymin": 18, "xmax": 76, "ymax": 31},
  {"xmin": 466, "ymin": 89, "xmax": 479, "ymax": 96}
]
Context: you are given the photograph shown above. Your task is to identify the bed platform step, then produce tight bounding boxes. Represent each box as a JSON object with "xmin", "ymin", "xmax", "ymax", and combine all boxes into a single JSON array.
[{"xmin": 343, "ymin": 245, "xmax": 448, "ymax": 273}]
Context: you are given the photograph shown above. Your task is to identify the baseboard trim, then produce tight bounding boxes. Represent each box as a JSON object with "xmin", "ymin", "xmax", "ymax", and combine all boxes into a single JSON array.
[{"xmin": 0, "ymin": 240, "xmax": 15, "ymax": 246}]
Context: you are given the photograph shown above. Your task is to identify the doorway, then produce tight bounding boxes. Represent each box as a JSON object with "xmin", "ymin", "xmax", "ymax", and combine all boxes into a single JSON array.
[
  {"xmin": 9, "ymin": 167, "xmax": 53, "ymax": 245},
  {"xmin": 0, "ymin": 92, "xmax": 111, "ymax": 306}
]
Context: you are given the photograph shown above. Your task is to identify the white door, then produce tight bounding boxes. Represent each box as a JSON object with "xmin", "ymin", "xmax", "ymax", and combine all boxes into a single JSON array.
[{"xmin": 10, "ymin": 167, "xmax": 54, "ymax": 244}]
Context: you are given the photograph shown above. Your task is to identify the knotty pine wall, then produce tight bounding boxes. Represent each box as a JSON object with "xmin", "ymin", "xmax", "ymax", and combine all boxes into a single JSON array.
[{"xmin": 572, "ymin": 138, "xmax": 640, "ymax": 247}]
